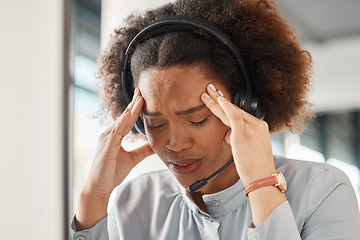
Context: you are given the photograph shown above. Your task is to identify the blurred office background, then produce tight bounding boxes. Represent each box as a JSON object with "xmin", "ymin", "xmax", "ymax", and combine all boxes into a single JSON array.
[{"xmin": 1, "ymin": 0, "xmax": 359, "ymax": 239}]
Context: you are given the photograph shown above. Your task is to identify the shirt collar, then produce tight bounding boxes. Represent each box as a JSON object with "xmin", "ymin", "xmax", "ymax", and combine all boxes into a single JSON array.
[{"xmin": 178, "ymin": 178, "xmax": 247, "ymax": 218}]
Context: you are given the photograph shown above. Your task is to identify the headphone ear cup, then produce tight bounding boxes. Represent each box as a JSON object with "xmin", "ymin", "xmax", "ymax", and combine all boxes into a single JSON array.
[
  {"xmin": 250, "ymin": 95, "xmax": 266, "ymax": 120},
  {"xmin": 233, "ymin": 91, "xmax": 266, "ymax": 120},
  {"xmin": 235, "ymin": 90, "xmax": 251, "ymax": 113},
  {"xmin": 132, "ymin": 114, "xmax": 146, "ymax": 135},
  {"xmin": 232, "ymin": 91, "xmax": 242, "ymax": 108}
]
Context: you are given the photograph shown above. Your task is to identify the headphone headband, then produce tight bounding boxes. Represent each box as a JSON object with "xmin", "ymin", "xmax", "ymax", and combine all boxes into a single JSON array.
[
  {"xmin": 122, "ymin": 15, "xmax": 252, "ymax": 104},
  {"xmin": 121, "ymin": 15, "xmax": 263, "ymax": 134}
]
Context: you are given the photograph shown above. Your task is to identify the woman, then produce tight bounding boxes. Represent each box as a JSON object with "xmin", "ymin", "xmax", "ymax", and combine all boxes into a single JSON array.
[{"xmin": 71, "ymin": 0, "xmax": 360, "ymax": 239}]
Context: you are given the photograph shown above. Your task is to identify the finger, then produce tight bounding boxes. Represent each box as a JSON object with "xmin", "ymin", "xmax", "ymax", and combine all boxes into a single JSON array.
[
  {"xmin": 201, "ymin": 93, "xmax": 230, "ymax": 126},
  {"xmin": 126, "ymin": 87, "xmax": 140, "ymax": 111},
  {"xmin": 217, "ymin": 95, "xmax": 247, "ymax": 118},
  {"xmin": 102, "ymin": 121, "xmax": 118, "ymax": 136},
  {"xmin": 102, "ymin": 113, "xmax": 123, "ymax": 135},
  {"xmin": 105, "ymin": 108, "xmax": 131, "ymax": 146},
  {"xmin": 97, "ymin": 112, "xmax": 131, "ymax": 162},
  {"xmin": 122, "ymin": 95, "xmax": 144, "ymax": 134},
  {"xmin": 109, "ymin": 88, "xmax": 143, "ymax": 137},
  {"xmin": 206, "ymin": 83, "xmax": 224, "ymax": 103},
  {"xmin": 102, "ymin": 88, "xmax": 141, "ymax": 136},
  {"xmin": 201, "ymin": 84, "xmax": 230, "ymax": 126},
  {"xmin": 129, "ymin": 143, "xmax": 155, "ymax": 166},
  {"xmin": 217, "ymin": 95, "xmax": 246, "ymax": 133}
]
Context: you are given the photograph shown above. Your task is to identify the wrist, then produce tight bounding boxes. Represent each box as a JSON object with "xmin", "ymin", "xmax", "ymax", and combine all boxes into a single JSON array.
[
  {"xmin": 75, "ymin": 189, "xmax": 109, "ymax": 231},
  {"xmin": 240, "ymin": 169, "xmax": 276, "ymax": 187},
  {"xmin": 248, "ymin": 186, "xmax": 287, "ymax": 227},
  {"xmin": 243, "ymin": 171, "xmax": 287, "ymax": 196}
]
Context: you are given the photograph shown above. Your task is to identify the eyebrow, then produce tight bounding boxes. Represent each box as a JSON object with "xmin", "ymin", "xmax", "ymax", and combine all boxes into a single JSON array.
[{"xmin": 143, "ymin": 104, "xmax": 206, "ymax": 116}]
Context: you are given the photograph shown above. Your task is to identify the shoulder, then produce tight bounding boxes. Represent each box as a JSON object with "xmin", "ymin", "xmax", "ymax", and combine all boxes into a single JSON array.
[
  {"xmin": 274, "ymin": 156, "xmax": 356, "ymax": 220},
  {"xmin": 274, "ymin": 155, "xmax": 350, "ymax": 189}
]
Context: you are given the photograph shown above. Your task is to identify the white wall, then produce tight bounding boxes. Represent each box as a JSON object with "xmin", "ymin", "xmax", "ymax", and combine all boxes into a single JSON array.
[
  {"xmin": 101, "ymin": 0, "xmax": 174, "ymax": 50},
  {"xmin": 0, "ymin": 0, "xmax": 65, "ymax": 239}
]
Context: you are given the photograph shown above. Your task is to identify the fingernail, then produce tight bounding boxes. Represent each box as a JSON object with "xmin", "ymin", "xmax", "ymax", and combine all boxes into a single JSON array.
[
  {"xmin": 217, "ymin": 90, "xmax": 224, "ymax": 97},
  {"xmin": 136, "ymin": 96, "xmax": 141, "ymax": 102},
  {"xmin": 124, "ymin": 108, "xmax": 130, "ymax": 114},
  {"xmin": 201, "ymin": 93, "xmax": 210, "ymax": 99},
  {"xmin": 208, "ymin": 83, "xmax": 216, "ymax": 92}
]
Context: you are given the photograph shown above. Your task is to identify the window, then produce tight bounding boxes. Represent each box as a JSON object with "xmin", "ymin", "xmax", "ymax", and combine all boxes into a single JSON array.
[
  {"xmin": 72, "ymin": 0, "xmax": 102, "ymax": 213},
  {"xmin": 271, "ymin": 111, "xmax": 360, "ymax": 204}
]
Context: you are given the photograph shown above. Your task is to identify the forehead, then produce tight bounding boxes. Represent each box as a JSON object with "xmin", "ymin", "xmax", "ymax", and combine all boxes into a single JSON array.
[
  {"xmin": 138, "ymin": 65, "xmax": 216, "ymax": 112},
  {"xmin": 138, "ymin": 66, "xmax": 209, "ymax": 93}
]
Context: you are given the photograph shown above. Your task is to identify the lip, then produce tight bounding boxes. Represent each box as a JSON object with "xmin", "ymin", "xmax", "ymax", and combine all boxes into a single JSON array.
[{"xmin": 169, "ymin": 158, "xmax": 203, "ymax": 175}]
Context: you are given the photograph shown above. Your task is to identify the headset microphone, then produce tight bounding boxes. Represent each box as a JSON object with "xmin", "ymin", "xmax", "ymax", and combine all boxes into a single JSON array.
[{"xmin": 188, "ymin": 158, "xmax": 234, "ymax": 193}]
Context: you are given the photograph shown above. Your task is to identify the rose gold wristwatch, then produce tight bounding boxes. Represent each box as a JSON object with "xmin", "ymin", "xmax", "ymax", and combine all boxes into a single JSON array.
[{"xmin": 243, "ymin": 171, "xmax": 287, "ymax": 196}]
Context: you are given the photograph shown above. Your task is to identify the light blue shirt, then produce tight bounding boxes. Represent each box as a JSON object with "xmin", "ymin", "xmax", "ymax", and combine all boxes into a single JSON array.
[{"xmin": 70, "ymin": 156, "xmax": 360, "ymax": 239}]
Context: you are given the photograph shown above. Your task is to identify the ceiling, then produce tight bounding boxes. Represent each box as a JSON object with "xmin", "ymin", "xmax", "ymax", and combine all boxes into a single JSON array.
[
  {"xmin": 276, "ymin": 0, "xmax": 360, "ymax": 44},
  {"xmin": 87, "ymin": 0, "xmax": 360, "ymax": 44}
]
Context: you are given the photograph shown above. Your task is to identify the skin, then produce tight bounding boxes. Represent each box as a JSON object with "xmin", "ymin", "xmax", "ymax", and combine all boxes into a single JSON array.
[
  {"xmin": 139, "ymin": 66, "xmax": 238, "ymax": 195},
  {"xmin": 75, "ymin": 65, "xmax": 286, "ymax": 231}
]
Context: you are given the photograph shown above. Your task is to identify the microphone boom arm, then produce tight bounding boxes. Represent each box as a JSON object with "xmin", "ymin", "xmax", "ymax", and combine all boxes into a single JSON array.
[{"xmin": 188, "ymin": 158, "xmax": 234, "ymax": 193}]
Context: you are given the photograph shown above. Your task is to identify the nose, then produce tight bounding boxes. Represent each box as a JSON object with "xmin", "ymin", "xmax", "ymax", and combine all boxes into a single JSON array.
[{"xmin": 166, "ymin": 126, "xmax": 192, "ymax": 153}]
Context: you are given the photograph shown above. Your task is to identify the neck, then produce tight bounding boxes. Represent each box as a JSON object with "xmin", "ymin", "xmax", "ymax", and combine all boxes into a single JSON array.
[{"xmin": 191, "ymin": 191, "xmax": 209, "ymax": 213}]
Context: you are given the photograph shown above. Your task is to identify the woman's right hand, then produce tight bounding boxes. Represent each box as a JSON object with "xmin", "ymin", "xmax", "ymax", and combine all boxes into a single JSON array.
[{"xmin": 75, "ymin": 88, "xmax": 154, "ymax": 230}]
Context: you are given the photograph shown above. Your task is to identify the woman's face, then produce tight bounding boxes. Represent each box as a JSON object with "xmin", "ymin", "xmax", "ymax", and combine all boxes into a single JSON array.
[{"xmin": 138, "ymin": 65, "xmax": 238, "ymax": 194}]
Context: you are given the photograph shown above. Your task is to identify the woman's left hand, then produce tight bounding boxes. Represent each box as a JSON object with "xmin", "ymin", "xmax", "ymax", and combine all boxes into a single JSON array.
[{"xmin": 201, "ymin": 83, "xmax": 276, "ymax": 186}]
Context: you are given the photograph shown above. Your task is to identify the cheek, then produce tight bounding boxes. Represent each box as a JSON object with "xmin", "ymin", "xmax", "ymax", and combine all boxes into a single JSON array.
[
  {"xmin": 145, "ymin": 129, "xmax": 156, "ymax": 148},
  {"xmin": 145, "ymin": 129, "xmax": 166, "ymax": 156},
  {"xmin": 200, "ymin": 118, "xmax": 229, "ymax": 147},
  {"xmin": 186, "ymin": 117, "xmax": 229, "ymax": 156}
]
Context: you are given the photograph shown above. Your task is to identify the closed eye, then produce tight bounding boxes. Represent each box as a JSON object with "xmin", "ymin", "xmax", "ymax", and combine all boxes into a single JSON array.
[
  {"xmin": 189, "ymin": 116, "xmax": 209, "ymax": 127},
  {"xmin": 148, "ymin": 123, "xmax": 166, "ymax": 130},
  {"xmin": 147, "ymin": 116, "xmax": 209, "ymax": 130}
]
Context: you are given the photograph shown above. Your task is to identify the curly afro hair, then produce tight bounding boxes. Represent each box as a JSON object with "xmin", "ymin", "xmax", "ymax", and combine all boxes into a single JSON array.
[{"xmin": 96, "ymin": 0, "xmax": 313, "ymax": 133}]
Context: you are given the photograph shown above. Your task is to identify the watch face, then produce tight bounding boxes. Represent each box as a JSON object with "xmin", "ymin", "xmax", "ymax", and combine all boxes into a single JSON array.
[{"xmin": 278, "ymin": 172, "xmax": 287, "ymax": 191}]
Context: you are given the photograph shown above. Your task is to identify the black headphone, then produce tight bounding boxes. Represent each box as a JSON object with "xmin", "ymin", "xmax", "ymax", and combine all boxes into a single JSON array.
[{"xmin": 121, "ymin": 15, "xmax": 265, "ymax": 135}]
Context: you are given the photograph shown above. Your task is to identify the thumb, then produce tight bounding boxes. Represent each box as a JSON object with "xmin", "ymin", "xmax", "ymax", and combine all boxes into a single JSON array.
[
  {"xmin": 225, "ymin": 129, "xmax": 232, "ymax": 145},
  {"xmin": 130, "ymin": 142, "xmax": 155, "ymax": 165}
]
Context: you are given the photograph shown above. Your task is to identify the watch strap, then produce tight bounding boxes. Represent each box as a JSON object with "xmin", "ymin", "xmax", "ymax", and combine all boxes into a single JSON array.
[{"xmin": 243, "ymin": 172, "xmax": 279, "ymax": 196}]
